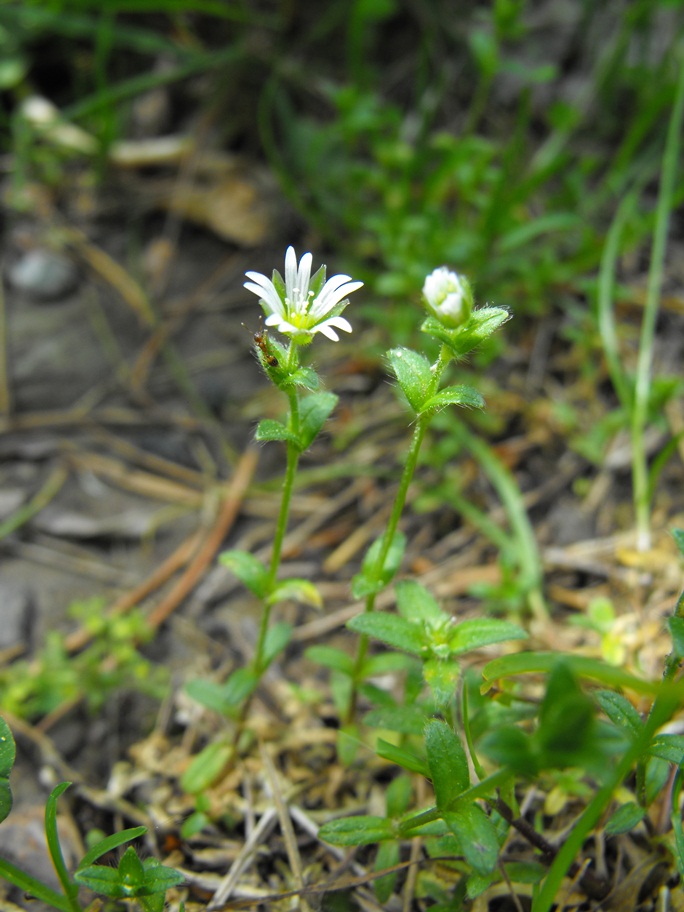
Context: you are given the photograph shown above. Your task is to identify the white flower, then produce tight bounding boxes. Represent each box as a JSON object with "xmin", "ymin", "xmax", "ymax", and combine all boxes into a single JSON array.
[
  {"xmin": 422, "ymin": 267, "xmax": 473, "ymax": 328},
  {"xmin": 244, "ymin": 246, "xmax": 363, "ymax": 343}
]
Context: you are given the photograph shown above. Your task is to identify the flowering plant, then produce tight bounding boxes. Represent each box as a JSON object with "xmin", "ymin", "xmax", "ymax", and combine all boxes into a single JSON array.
[{"xmin": 245, "ymin": 246, "xmax": 362, "ymax": 343}]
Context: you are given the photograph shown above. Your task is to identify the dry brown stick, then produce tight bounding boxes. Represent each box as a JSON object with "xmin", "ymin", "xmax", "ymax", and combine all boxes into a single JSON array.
[{"xmin": 146, "ymin": 445, "xmax": 259, "ymax": 630}]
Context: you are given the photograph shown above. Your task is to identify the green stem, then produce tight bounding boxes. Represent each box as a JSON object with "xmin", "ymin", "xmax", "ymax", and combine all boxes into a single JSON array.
[
  {"xmin": 346, "ymin": 345, "xmax": 451, "ymax": 720},
  {"xmin": 631, "ymin": 53, "xmax": 684, "ymax": 552}
]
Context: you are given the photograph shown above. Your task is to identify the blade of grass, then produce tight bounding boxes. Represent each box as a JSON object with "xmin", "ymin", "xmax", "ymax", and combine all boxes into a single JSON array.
[{"xmin": 632, "ymin": 51, "xmax": 684, "ymax": 551}]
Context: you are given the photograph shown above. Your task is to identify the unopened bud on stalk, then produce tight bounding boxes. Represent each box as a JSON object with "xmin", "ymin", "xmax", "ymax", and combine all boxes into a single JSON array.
[{"xmin": 422, "ymin": 267, "xmax": 473, "ymax": 329}]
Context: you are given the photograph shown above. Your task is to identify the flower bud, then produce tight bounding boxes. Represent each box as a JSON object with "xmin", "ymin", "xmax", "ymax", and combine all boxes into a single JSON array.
[{"xmin": 422, "ymin": 267, "xmax": 473, "ymax": 328}]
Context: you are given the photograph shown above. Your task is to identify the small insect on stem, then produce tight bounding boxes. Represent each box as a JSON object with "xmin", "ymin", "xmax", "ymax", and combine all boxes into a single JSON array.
[{"xmin": 243, "ymin": 320, "xmax": 279, "ymax": 367}]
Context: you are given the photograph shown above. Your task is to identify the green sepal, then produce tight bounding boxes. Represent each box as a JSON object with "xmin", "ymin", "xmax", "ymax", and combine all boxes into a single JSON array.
[
  {"xmin": 420, "ymin": 384, "xmax": 485, "ymax": 416},
  {"xmin": 0, "ymin": 716, "xmax": 15, "ymax": 823},
  {"xmin": 180, "ymin": 739, "xmax": 234, "ymax": 794},
  {"xmin": 421, "ymin": 306, "xmax": 511, "ymax": 359},
  {"xmin": 387, "ymin": 347, "xmax": 433, "ymax": 413},
  {"xmin": 425, "ymin": 720, "xmax": 470, "ymax": 809},
  {"xmin": 268, "ymin": 578, "xmax": 322, "ymax": 608},
  {"xmin": 319, "ymin": 815, "xmax": 396, "ymax": 846},
  {"xmin": 442, "ymin": 805, "xmax": 500, "ymax": 875},
  {"xmin": 254, "ymin": 418, "xmax": 299, "ymax": 446},
  {"xmin": 298, "ymin": 391, "xmax": 338, "ymax": 450},
  {"xmin": 347, "ymin": 612, "xmax": 426, "ymax": 655},
  {"xmin": 219, "ymin": 550, "xmax": 269, "ymax": 598},
  {"xmin": 351, "ymin": 531, "xmax": 406, "ymax": 598},
  {"xmin": 447, "ymin": 618, "xmax": 527, "ymax": 655}
]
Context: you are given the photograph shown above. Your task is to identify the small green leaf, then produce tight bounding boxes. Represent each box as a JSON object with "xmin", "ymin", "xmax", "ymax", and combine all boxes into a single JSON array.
[
  {"xmin": 140, "ymin": 859, "xmax": 185, "ymax": 895},
  {"xmin": 374, "ymin": 840, "xmax": 399, "ymax": 903},
  {"xmin": 480, "ymin": 725, "xmax": 538, "ymax": 775},
  {"xmin": 387, "ymin": 347, "xmax": 433, "ymax": 413},
  {"xmin": 386, "ymin": 774, "xmax": 413, "ymax": 818},
  {"xmin": 77, "ymin": 827, "xmax": 147, "ymax": 870},
  {"xmin": 347, "ymin": 613, "xmax": 427, "ymax": 655},
  {"xmin": 262, "ymin": 621, "xmax": 292, "ymax": 668},
  {"xmin": 0, "ymin": 856, "xmax": 72, "ymax": 911},
  {"xmin": 395, "ymin": 580, "xmax": 444, "ymax": 623},
  {"xmin": 423, "ymin": 658, "xmax": 462, "ymax": 705},
  {"xmin": 605, "ymin": 802, "xmax": 646, "ymax": 835},
  {"xmin": 0, "ymin": 717, "xmax": 15, "ymax": 824},
  {"xmin": 442, "ymin": 805, "xmax": 500, "ymax": 875},
  {"xmin": 448, "ymin": 618, "xmax": 527, "ymax": 655},
  {"xmin": 376, "ymin": 739, "xmax": 429, "ymax": 776},
  {"xmin": 254, "ymin": 419, "xmax": 299, "ymax": 446},
  {"xmin": 219, "ymin": 550, "xmax": 269, "ymax": 598},
  {"xmin": 222, "ymin": 666, "xmax": 260, "ymax": 709},
  {"xmin": 352, "ymin": 531, "xmax": 406, "ymax": 598},
  {"xmin": 268, "ymin": 578, "xmax": 322, "ymax": 608},
  {"xmin": 319, "ymin": 815, "xmax": 395, "ymax": 846},
  {"xmin": 425, "ymin": 720, "xmax": 470, "ymax": 809},
  {"xmin": 287, "ymin": 366, "xmax": 319, "ymax": 390},
  {"xmin": 180, "ymin": 740, "xmax": 234, "ymax": 794},
  {"xmin": 595, "ymin": 691, "xmax": 643, "ymax": 737},
  {"xmin": 299, "ymin": 391, "xmax": 338, "ymax": 450},
  {"xmin": 363, "ymin": 705, "xmax": 429, "ymax": 736},
  {"xmin": 482, "ymin": 651, "xmax": 657, "ymax": 695},
  {"xmin": 672, "ymin": 528, "xmax": 684, "ymax": 557},
  {"xmin": 306, "ymin": 645, "xmax": 354, "ymax": 675},
  {"xmin": 423, "ymin": 306, "xmax": 511, "ymax": 359},
  {"xmin": 361, "ymin": 651, "xmax": 418, "ymax": 677},
  {"xmin": 119, "ymin": 845, "xmax": 145, "ymax": 888},
  {"xmin": 420, "ymin": 384, "xmax": 485, "ymax": 416},
  {"xmin": 0, "ymin": 717, "xmax": 16, "ymax": 778},
  {"xmin": 74, "ymin": 865, "xmax": 125, "ymax": 897},
  {"xmin": 649, "ymin": 734, "xmax": 684, "ymax": 764}
]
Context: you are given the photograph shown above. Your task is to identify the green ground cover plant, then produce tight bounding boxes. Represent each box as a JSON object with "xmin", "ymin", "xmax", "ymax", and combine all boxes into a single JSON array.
[{"xmin": 1, "ymin": 1, "xmax": 684, "ymax": 908}]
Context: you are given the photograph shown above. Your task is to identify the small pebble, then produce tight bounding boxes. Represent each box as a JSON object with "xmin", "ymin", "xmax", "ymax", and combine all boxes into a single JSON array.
[{"xmin": 7, "ymin": 249, "xmax": 79, "ymax": 301}]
